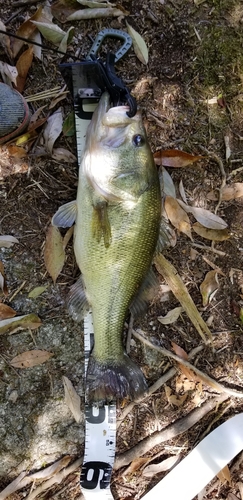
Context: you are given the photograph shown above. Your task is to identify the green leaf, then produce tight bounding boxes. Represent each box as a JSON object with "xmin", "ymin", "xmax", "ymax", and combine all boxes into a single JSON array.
[{"xmin": 63, "ymin": 111, "xmax": 75, "ymax": 137}]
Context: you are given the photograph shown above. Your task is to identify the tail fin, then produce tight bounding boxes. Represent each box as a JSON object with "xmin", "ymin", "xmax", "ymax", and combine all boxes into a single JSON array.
[{"xmin": 86, "ymin": 353, "xmax": 147, "ymax": 405}]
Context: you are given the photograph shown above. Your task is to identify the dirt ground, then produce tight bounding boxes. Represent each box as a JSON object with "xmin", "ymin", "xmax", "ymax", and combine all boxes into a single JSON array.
[{"xmin": 0, "ymin": 0, "xmax": 243, "ymax": 499}]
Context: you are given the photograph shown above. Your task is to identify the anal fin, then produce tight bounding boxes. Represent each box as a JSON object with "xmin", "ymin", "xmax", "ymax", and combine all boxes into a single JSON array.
[{"xmin": 67, "ymin": 275, "xmax": 90, "ymax": 322}]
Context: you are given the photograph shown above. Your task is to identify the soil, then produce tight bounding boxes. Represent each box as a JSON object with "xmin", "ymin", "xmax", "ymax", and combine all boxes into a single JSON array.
[{"xmin": 0, "ymin": 0, "xmax": 243, "ymax": 499}]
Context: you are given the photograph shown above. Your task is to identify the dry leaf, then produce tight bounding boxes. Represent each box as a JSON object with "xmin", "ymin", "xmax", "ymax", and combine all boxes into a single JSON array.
[
  {"xmin": 0, "ymin": 313, "xmax": 41, "ymax": 335},
  {"xmin": 16, "ymin": 46, "xmax": 34, "ymax": 93},
  {"xmin": 171, "ymin": 342, "xmax": 188, "ymax": 360},
  {"xmin": 237, "ymin": 482, "xmax": 243, "ymax": 499},
  {"xmin": 44, "ymin": 225, "xmax": 65, "ymax": 283},
  {"xmin": 154, "ymin": 253, "xmax": 212, "ymax": 342},
  {"xmin": 77, "ymin": 0, "xmax": 115, "ymax": 6},
  {"xmin": 164, "ymin": 385, "xmax": 187, "ymax": 407},
  {"xmin": 0, "ymin": 261, "xmax": 8, "ymax": 296},
  {"xmin": 0, "ymin": 235, "xmax": 19, "ymax": 248},
  {"xmin": 30, "ymin": 30, "xmax": 42, "ymax": 59},
  {"xmin": 0, "ymin": 20, "xmax": 13, "ymax": 58},
  {"xmin": 51, "ymin": 0, "xmax": 81, "ymax": 23},
  {"xmin": 208, "ymin": 183, "xmax": 243, "ymax": 201},
  {"xmin": 143, "ymin": 455, "xmax": 181, "ymax": 477},
  {"xmin": 154, "ymin": 149, "xmax": 203, "ymax": 168},
  {"xmin": 28, "ymin": 286, "xmax": 48, "ymax": 299},
  {"xmin": 7, "ymin": 145, "xmax": 27, "ymax": 158},
  {"xmin": 179, "ymin": 179, "xmax": 188, "ymax": 204},
  {"xmin": 11, "ymin": 349, "xmax": 53, "ymax": 368},
  {"xmin": 200, "ymin": 270, "xmax": 220, "ymax": 306},
  {"xmin": 192, "ymin": 222, "xmax": 230, "ymax": 241},
  {"xmin": 161, "ymin": 167, "xmax": 176, "ymax": 198},
  {"xmin": 67, "ymin": 7, "xmax": 125, "ymax": 20},
  {"xmin": 164, "ymin": 196, "xmax": 192, "ymax": 239},
  {"xmin": 126, "ymin": 22, "xmax": 148, "ymax": 65},
  {"xmin": 158, "ymin": 306, "xmax": 183, "ymax": 325},
  {"xmin": 12, "ymin": 6, "xmax": 46, "ymax": 58},
  {"xmin": 43, "ymin": 108, "xmax": 63, "ymax": 154},
  {"xmin": 31, "ymin": 20, "xmax": 67, "ymax": 44},
  {"xmin": 0, "ymin": 62, "xmax": 18, "ymax": 86},
  {"xmin": 0, "ymin": 471, "xmax": 26, "ymax": 500},
  {"xmin": 63, "ymin": 226, "xmax": 74, "ymax": 249},
  {"xmin": 63, "ymin": 376, "xmax": 82, "ymax": 423},
  {"xmin": 29, "ymin": 456, "xmax": 71, "ymax": 480},
  {"xmin": 177, "ymin": 199, "xmax": 227, "ymax": 230},
  {"xmin": 123, "ymin": 457, "xmax": 149, "ymax": 476},
  {"xmin": 217, "ymin": 465, "xmax": 231, "ymax": 485},
  {"xmin": 52, "ymin": 148, "xmax": 77, "ymax": 163},
  {"xmin": 0, "ymin": 304, "xmax": 17, "ymax": 320}
]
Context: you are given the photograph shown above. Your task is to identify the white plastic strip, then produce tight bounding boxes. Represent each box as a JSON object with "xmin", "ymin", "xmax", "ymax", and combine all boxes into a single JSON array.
[{"xmin": 142, "ymin": 413, "xmax": 243, "ymax": 500}]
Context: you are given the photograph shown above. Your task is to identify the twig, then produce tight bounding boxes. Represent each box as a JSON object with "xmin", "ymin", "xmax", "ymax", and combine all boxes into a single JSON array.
[
  {"xmin": 25, "ymin": 458, "xmax": 83, "ymax": 500},
  {"xmin": 133, "ymin": 329, "xmax": 243, "ymax": 399},
  {"xmin": 114, "ymin": 393, "xmax": 229, "ymax": 470},
  {"xmin": 12, "ymin": 0, "xmax": 40, "ymax": 6},
  {"xmin": 117, "ymin": 345, "xmax": 204, "ymax": 430},
  {"xmin": 191, "ymin": 243, "xmax": 226, "ymax": 256}
]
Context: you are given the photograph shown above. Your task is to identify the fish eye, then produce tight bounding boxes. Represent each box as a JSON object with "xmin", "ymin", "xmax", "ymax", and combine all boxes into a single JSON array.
[{"xmin": 132, "ymin": 134, "xmax": 145, "ymax": 147}]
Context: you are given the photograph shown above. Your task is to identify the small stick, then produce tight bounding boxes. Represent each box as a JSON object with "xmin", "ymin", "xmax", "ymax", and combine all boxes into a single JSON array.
[
  {"xmin": 191, "ymin": 243, "xmax": 226, "ymax": 257},
  {"xmin": 114, "ymin": 393, "xmax": 229, "ymax": 470},
  {"xmin": 133, "ymin": 329, "xmax": 243, "ymax": 399}
]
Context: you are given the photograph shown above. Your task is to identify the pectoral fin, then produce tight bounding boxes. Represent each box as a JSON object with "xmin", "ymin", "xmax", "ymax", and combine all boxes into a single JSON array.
[
  {"xmin": 67, "ymin": 275, "xmax": 90, "ymax": 322},
  {"xmin": 91, "ymin": 199, "xmax": 111, "ymax": 248},
  {"xmin": 52, "ymin": 200, "xmax": 77, "ymax": 228}
]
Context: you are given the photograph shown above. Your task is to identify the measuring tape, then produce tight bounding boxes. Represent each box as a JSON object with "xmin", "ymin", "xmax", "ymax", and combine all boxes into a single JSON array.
[{"xmin": 67, "ymin": 31, "xmax": 133, "ymax": 498}]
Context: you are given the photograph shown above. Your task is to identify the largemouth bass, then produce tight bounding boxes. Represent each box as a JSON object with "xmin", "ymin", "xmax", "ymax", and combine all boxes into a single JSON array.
[{"xmin": 52, "ymin": 92, "xmax": 161, "ymax": 404}]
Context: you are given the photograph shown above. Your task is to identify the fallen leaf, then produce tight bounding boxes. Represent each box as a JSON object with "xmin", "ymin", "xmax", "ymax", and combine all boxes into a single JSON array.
[
  {"xmin": 154, "ymin": 253, "xmax": 212, "ymax": 343},
  {"xmin": 123, "ymin": 457, "xmax": 149, "ymax": 476},
  {"xmin": 28, "ymin": 286, "xmax": 48, "ymax": 299},
  {"xmin": 0, "ymin": 304, "xmax": 17, "ymax": 320},
  {"xmin": 7, "ymin": 145, "xmax": 27, "ymax": 158},
  {"xmin": 63, "ymin": 111, "xmax": 75, "ymax": 136},
  {"xmin": 63, "ymin": 226, "xmax": 74, "ymax": 249},
  {"xmin": 58, "ymin": 26, "xmax": 74, "ymax": 53},
  {"xmin": 15, "ymin": 130, "xmax": 38, "ymax": 146},
  {"xmin": 164, "ymin": 385, "xmax": 187, "ymax": 407},
  {"xmin": 143, "ymin": 455, "xmax": 181, "ymax": 477},
  {"xmin": 160, "ymin": 167, "xmax": 176, "ymax": 198},
  {"xmin": 67, "ymin": 7, "xmax": 125, "ymax": 20},
  {"xmin": 16, "ymin": 46, "xmax": 34, "ymax": 93},
  {"xmin": 29, "ymin": 456, "xmax": 71, "ymax": 480},
  {"xmin": 77, "ymin": 0, "xmax": 115, "ymax": 6},
  {"xmin": 171, "ymin": 342, "xmax": 188, "ymax": 360},
  {"xmin": 154, "ymin": 149, "xmax": 203, "ymax": 168},
  {"xmin": 0, "ymin": 235, "xmax": 19, "ymax": 248},
  {"xmin": 12, "ymin": 6, "xmax": 46, "ymax": 58},
  {"xmin": 164, "ymin": 196, "xmax": 192, "ymax": 239},
  {"xmin": 237, "ymin": 482, "xmax": 243, "ymax": 500},
  {"xmin": 44, "ymin": 225, "xmax": 65, "ymax": 283},
  {"xmin": 63, "ymin": 376, "xmax": 82, "ymax": 423},
  {"xmin": 0, "ymin": 313, "xmax": 42, "ymax": 335},
  {"xmin": 200, "ymin": 270, "xmax": 220, "ymax": 306},
  {"xmin": 0, "ymin": 62, "xmax": 18, "ymax": 86},
  {"xmin": 0, "ymin": 261, "xmax": 7, "ymax": 296},
  {"xmin": 0, "ymin": 20, "xmax": 13, "ymax": 58},
  {"xmin": 43, "ymin": 108, "xmax": 63, "ymax": 154},
  {"xmin": 126, "ymin": 22, "xmax": 148, "ymax": 65},
  {"xmin": 192, "ymin": 222, "xmax": 230, "ymax": 241},
  {"xmin": 179, "ymin": 179, "xmax": 188, "ymax": 204},
  {"xmin": 52, "ymin": 148, "xmax": 77, "ymax": 163},
  {"xmin": 10, "ymin": 349, "xmax": 53, "ymax": 368},
  {"xmin": 0, "ymin": 471, "xmax": 26, "ymax": 500},
  {"xmin": 31, "ymin": 20, "xmax": 73, "ymax": 49},
  {"xmin": 158, "ymin": 306, "xmax": 183, "ymax": 325},
  {"xmin": 177, "ymin": 199, "xmax": 228, "ymax": 230},
  {"xmin": 208, "ymin": 183, "xmax": 243, "ymax": 201},
  {"xmin": 51, "ymin": 0, "xmax": 82, "ymax": 23},
  {"xmin": 30, "ymin": 29, "xmax": 42, "ymax": 59},
  {"xmin": 217, "ymin": 465, "xmax": 231, "ymax": 485}
]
